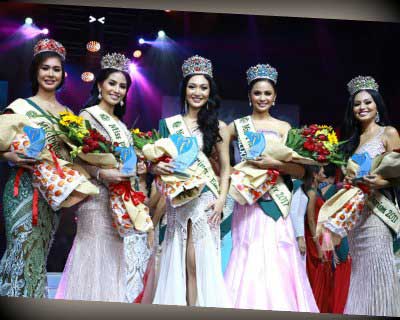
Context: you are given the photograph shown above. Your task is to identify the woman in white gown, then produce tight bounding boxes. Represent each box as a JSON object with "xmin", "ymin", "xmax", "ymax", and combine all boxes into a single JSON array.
[{"xmin": 151, "ymin": 55, "xmax": 232, "ymax": 307}]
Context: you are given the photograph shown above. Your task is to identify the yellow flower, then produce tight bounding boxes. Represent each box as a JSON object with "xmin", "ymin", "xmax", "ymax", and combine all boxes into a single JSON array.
[
  {"xmin": 59, "ymin": 112, "xmax": 84, "ymax": 127},
  {"xmin": 328, "ymin": 131, "xmax": 338, "ymax": 145},
  {"xmin": 132, "ymin": 128, "xmax": 140, "ymax": 134}
]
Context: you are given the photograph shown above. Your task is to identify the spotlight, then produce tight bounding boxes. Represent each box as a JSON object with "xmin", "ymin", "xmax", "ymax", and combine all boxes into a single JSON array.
[
  {"xmin": 81, "ymin": 72, "xmax": 94, "ymax": 82},
  {"xmin": 41, "ymin": 28, "xmax": 49, "ymax": 35},
  {"xmin": 86, "ymin": 41, "xmax": 101, "ymax": 52},
  {"xmin": 158, "ymin": 30, "xmax": 166, "ymax": 38},
  {"xmin": 138, "ymin": 38, "xmax": 145, "ymax": 45},
  {"xmin": 25, "ymin": 17, "xmax": 33, "ymax": 25},
  {"xmin": 65, "ymin": 72, "xmax": 68, "ymax": 78},
  {"xmin": 129, "ymin": 63, "xmax": 137, "ymax": 74},
  {"xmin": 133, "ymin": 50, "xmax": 142, "ymax": 58},
  {"xmin": 164, "ymin": 10, "xmax": 171, "ymax": 13}
]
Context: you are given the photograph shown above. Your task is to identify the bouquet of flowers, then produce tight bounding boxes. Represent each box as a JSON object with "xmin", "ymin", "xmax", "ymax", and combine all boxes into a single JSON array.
[
  {"xmin": 286, "ymin": 124, "xmax": 347, "ymax": 165},
  {"xmin": 131, "ymin": 128, "xmax": 161, "ymax": 156},
  {"xmin": 141, "ymin": 134, "xmax": 207, "ymax": 207},
  {"xmin": 316, "ymin": 149, "xmax": 400, "ymax": 250},
  {"xmin": 0, "ymin": 114, "xmax": 99, "ymax": 218},
  {"xmin": 38, "ymin": 111, "xmax": 153, "ymax": 235},
  {"xmin": 229, "ymin": 124, "xmax": 346, "ymax": 206}
]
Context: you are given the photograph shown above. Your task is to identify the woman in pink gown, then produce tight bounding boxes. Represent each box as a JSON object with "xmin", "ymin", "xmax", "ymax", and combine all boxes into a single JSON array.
[{"xmin": 224, "ymin": 63, "xmax": 319, "ymax": 312}]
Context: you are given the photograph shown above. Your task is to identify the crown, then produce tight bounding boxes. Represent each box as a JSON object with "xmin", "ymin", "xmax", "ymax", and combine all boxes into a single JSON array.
[
  {"xmin": 101, "ymin": 53, "xmax": 130, "ymax": 72},
  {"xmin": 182, "ymin": 55, "xmax": 213, "ymax": 78},
  {"xmin": 246, "ymin": 64, "xmax": 278, "ymax": 85},
  {"xmin": 347, "ymin": 76, "xmax": 379, "ymax": 96},
  {"xmin": 33, "ymin": 38, "xmax": 66, "ymax": 60}
]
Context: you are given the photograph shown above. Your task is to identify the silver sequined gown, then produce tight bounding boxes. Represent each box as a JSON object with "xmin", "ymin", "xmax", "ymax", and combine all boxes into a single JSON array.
[
  {"xmin": 55, "ymin": 110, "xmax": 151, "ymax": 302},
  {"xmin": 344, "ymin": 127, "xmax": 400, "ymax": 316}
]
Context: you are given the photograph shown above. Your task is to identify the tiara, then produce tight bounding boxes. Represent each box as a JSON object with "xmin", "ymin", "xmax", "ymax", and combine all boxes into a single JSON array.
[
  {"xmin": 101, "ymin": 53, "xmax": 130, "ymax": 72},
  {"xmin": 182, "ymin": 55, "xmax": 213, "ymax": 78},
  {"xmin": 347, "ymin": 76, "xmax": 379, "ymax": 96},
  {"xmin": 246, "ymin": 64, "xmax": 278, "ymax": 85},
  {"xmin": 34, "ymin": 38, "xmax": 66, "ymax": 60}
]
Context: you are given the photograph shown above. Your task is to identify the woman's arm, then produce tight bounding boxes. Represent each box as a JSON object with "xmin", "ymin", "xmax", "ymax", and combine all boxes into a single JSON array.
[{"xmin": 208, "ymin": 121, "xmax": 231, "ymax": 223}]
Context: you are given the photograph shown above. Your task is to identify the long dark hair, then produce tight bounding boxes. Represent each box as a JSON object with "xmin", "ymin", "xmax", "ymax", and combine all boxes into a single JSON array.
[
  {"xmin": 180, "ymin": 74, "xmax": 222, "ymax": 157},
  {"xmin": 340, "ymin": 89, "xmax": 390, "ymax": 158},
  {"xmin": 29, "ymin": 51, "xmax": 65, "ymax": 95},
  {"xmin": 302, "ymin": 165, "xmax": 321, "ymax": 193},
  {"xmin": 85, "ymin": 68, "xmax": 132, "ymax": 119}
]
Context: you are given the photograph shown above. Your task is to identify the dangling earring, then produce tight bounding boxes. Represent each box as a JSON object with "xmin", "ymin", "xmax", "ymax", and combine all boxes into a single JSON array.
[
  {"xmin": 249, "ymin": 100, "xmax": 252, "ymax": 108},
  {"xmin": 120, "ymin": 100, "xmax": 124, "ymax": 107},
  {"xmin": 184, "ymin": 100, "xmax": 188, "ymax": 114},
  {"xmin": 375, "ymin": 111, "xmax": 380, "ymax": 123},
  {"xmin": 206, "ymin": 103, "xmax": 209, "ymax": 111},
  {"xmin": 98, "ymin": 89, "xmax": 102, "ymax": 100},
  {"xmin": 272, "ymin": 101, "xmax": 276, "ymax": 106}
]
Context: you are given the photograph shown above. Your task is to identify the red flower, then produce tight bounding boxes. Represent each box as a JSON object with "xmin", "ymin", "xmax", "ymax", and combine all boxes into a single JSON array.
[
  {"xmin": 98, "ymin": 135, "xmax": 106, "ymax": 143},
  {"xmin": 308, "ymin": 124, "xmax": 319, "ymax": 135},
  {"xmin": 317, "ymin": 154, "xmax": 327, "ymax": 162},
  {"xmin": 147, "ymin": 131, "xmax": 153, "ymax": 137},
  {"xmin": 91, "ymin": 141, "xmax": 100, "ymax": 149},
  {"xmin": 303, "ymin": 140, "xmax": 315, "ymax": 151},
  {"xmin": 318, "ymin": 134, "xmax": 327, "ymax": 141},
  {"xmin": 82, "ymin": 145, "xmax": 90, "ymax": 153},
  {"xmin": 113, "ymin": 142, "xmax": 120, "ymax": 147}
]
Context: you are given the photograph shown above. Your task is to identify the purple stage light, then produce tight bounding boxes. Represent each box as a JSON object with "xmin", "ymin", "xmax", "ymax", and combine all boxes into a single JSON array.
[
  {"xmin": 138, "ymin": 38, "xmax": 145, "ymax": 45},
  {"xmin": 42, "ymin": 28, "xmax": 49, "ymax": 35}
]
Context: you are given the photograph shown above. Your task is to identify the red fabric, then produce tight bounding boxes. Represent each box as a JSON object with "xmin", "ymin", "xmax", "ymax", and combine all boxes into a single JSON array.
[
  {"xmin": 332, "ymin": 256, "xmax": 352, "ymax": 313},
  {"xmin": 32, "ymin": 188, "xmax": 39, "ymax": 226},
  {"xmin": 305, "ymin": 196, "xmax": 334, "ymax": 313},
  {"xmin": 48, "ymin": 144, "xmax": 66, "ymax": 179},
  {"xmin": 13, "ymin": 168, "xmax": 25, "ymax": 197}
]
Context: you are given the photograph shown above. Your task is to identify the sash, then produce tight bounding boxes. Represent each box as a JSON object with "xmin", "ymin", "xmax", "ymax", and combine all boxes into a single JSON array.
[
  {"xmin": 84, "ymin": 105, "xmax": 130, "ymax": 147},
  {"xmin": 164, "ymin": 114, "xmax": 220, "ymax": 198},
  {"xmin": 367, "ymin": 191, "xmax": 400, "ymax": 234},
  {"xmin": 5, "ymin": 98, "xmax": 66, "ymax": 160},
  {"xmin": 234, "ymin": 116, "xmax": 292, "ymax": 218}
]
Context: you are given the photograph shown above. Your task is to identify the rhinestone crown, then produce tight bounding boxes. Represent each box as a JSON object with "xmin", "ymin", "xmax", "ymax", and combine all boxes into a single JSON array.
[
  {"xmin": 182, "ymin": 55, "xmax": 213, "ymax": 78},
  {"xmin": 101, "ymin": 53, "xmax": 130, "ymax": 72},
  {"xmin": 347, "ymin": 76, "xmax": 379, "ymax": 95},
  {"xmin": 34, "ymin": 38, "xmax": 66, "ymax": 60}
]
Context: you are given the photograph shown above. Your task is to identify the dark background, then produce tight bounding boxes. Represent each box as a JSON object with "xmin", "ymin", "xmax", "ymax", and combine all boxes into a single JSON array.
[{"xmin": 0, "ymin": 2, "xmax": 400, "ymax": 271}]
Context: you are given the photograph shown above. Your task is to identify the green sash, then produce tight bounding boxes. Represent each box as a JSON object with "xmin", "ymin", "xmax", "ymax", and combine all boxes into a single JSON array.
[{"xmin": 234, "ymin": 116, "xmax": 292, "ymax": 220}]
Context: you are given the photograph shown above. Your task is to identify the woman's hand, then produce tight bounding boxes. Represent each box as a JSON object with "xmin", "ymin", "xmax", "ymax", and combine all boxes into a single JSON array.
[
  {"xmin": 206, "ymin": 197, "xmax": 225, "ymax": 225},
  {"xmin": 247, "ymin": 155, "xmax": 280, "ymax": 170},
  {"xmin": 98, "ymin": 168, "xmax": 135, "ymax": 184},
  {"xmin": 147, "ymin": 229, "xmax": 155, "ymax": 249},
  {"xmin": 297, "ymin": 236, "xmax": 306, "ymax": 255},
  {"xmin": 362, "ymin": 174, "xmax": 390, "ymax": 190},
  {"xmin": 2, "ymin": 151, "xmax": 37, "ymax": 171},
  {"xmin": 152, "ymin": 161, "xmax": 174, "ymax": 176}
]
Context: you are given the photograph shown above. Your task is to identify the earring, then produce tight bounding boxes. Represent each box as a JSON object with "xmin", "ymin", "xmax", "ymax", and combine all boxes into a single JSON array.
[
  {"xmin": 206, "ymin": 103, "xmax": 209, "ymax": 111},
  {"xmin": 375, "ymin": 111, "xmax": 380, "ymax": 123},
  {"xmin": 249, "ymin": 101, "xmax": 252, "ymax": 108},
  {"xmin": 98, "ymin": 90, "xmax": 102, "ymax": 100},
  {"xmin": 272, "ymin": 101, "xmax": 276, "ymax": 106},
  {"xmin": 120, "ymin": 101, "xmax": 124, "ymax": 107},
  {"xmin": 184, "ymin": 100, "xmax": 188, "ymax": 114}
]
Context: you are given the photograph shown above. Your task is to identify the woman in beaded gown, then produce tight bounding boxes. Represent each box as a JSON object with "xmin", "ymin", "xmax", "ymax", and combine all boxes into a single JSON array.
[
  {"xmin": 150, "ymin": 55, "xmax": 232, "ymax": 307},
  {"xmin": 55, "ymin": 53, "xmax": 151, "ymax": 302},
  {"xmin": 224, "ymin": 64, "xmax": 319, "ymax": 312},
  {"xmin": 340, "ymin": 76, "xmax": 400, "ymax": 316},
  {"xmin": 0, "ymin": 38, "xmax": 71, "ymax": 297}
]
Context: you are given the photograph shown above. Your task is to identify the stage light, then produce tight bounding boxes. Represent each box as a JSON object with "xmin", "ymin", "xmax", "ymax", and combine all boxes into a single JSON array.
[
  {"xmin": 41, "ymin": 28, "xmax": 49, "ymax": 35},
  {"xmin": 165, "ymin": 10, "xmax": 171, "ymax": 13},
  {"xmin": 65, "ymin": 72, "xmax": 68, "ymax": 78},
  {"xmin": 86, "ymin": 41, "xmax": 101, "ymax": 52},
  {"xmin": 129, "ymin": 63, "xmax": 137, "ymax": 74},
  {"xmin": 138, "ymin": 38, "xmax": 145, "ymax": 45},
  {"xmin": 133, "ymin": 50, "xmax": 142, "ymax": 58},
  {"xmin": 25, "ymin": 17, "xmax": 33, "ymax": 25},
  {"xmin": 81, "ymin": 72, "xmax": 94, "ymax": 82},
  {"xmin": 158, "ymin": 30, "xmax": 166, "ymax": 38}
]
